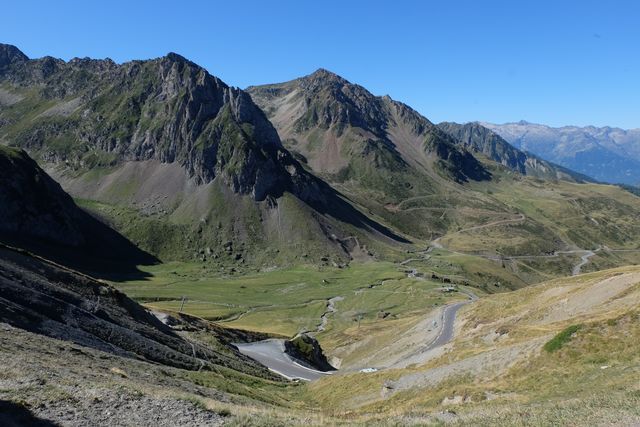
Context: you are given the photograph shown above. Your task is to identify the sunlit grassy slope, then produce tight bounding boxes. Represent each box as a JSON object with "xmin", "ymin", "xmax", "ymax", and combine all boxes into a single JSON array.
[{"xmin": 304, "ymin": 265, "xmax": 640, "ymax": 425}]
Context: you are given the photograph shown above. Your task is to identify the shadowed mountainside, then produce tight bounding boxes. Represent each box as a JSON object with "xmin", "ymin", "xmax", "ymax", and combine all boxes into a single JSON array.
[
  {"xmin": 0, "ymin": 145, "xmax": 156, "ymax": 277},
  {"xmin": 0, "ymin": 244, "xmax": 275, "ymax": 376}
]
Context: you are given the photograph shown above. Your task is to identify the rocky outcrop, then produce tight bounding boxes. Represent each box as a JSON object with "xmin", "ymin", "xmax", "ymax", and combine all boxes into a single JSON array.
[{"xmin": 284, "ymin": 333, "xmax": 335, "ymax": 372}]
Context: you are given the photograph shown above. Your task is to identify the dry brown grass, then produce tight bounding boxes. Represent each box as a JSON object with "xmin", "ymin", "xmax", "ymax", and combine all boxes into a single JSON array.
[{"xmin": 305, "ymin": 266, "xmax": 640, "ymax": 425}]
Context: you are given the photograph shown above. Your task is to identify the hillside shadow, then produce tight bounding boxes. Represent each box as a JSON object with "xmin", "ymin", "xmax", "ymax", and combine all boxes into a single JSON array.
[
  {"xmin": 307, "ymin": 180, "xmax": 411, "ymax": 244},
  {"xmin": 0, "ymin": 400, "xmax": 60, "ymax": 427},
  {"xmin": 0, "ymin": 209, "xmax": 159, "ymax": 282}
]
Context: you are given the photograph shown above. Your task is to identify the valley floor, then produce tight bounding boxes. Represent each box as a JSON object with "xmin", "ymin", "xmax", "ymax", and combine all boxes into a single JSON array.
[
  {"xmin": 105, "ymin": 246, "xmax": 640, "ymax": 425},
  {"xmin": 2, "ymin": 243, "xmax": 639, "ymax": 425}
]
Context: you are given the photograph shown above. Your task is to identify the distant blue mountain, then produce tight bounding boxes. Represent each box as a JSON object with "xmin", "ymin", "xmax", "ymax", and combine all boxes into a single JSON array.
[{"xmin": 482, "ymin": 121, "xmax": 640, "ymax": 186}]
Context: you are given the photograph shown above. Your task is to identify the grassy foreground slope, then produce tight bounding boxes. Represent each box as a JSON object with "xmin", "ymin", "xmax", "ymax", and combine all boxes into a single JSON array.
[{"xmin": 306, "ymin": 265, "xmax": 640, "ymax": 425}]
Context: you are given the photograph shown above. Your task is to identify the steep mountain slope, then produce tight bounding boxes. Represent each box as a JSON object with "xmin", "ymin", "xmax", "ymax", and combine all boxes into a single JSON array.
[
  {"xmin": 247, "ymin": 70, "xmax": 499, "ymax": 240},
  {"xmin": 483, "ymin": 121, "xmax": 640, "ymax": 185},
  {"xmin": 0, "ymin": 45, "xmax": 406, "ymax": 266},
  {"xmin": 0, "ymin": 145, "xmax": 86, "ymax": 246},
  {"xmin": 438, "ymin": 121, "xmax": 592, "ymax": 182},
  {"xmin": 0, "ymin": 243, "xmax": 323, "ymax": 426},
  {"xmin": 0, "ymin": 244, "xmax": 271, "ymax": 375},
  {"xmin": 247, "ymin": 69, "xmax": 490, "ymax": 190},
  {"xmin": 0, "ymin": 145, "xmax": 155, "ymax": 274}
]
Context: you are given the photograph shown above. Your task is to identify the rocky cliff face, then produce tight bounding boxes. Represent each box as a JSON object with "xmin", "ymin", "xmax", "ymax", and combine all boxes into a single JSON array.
[
  {"xmin": 438, "ymin": 121, "xmax": 590, "ymax": 182},
  {"xmin": 0, "ymin": 44, "xmax": 320, "ymax": 202},
  {"xmin": 0, "ymin": 45, "xmax": 407, "ymax": 266}
]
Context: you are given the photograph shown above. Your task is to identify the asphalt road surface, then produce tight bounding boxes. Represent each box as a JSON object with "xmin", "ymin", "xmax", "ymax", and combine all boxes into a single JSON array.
[
  {"xmin": 425, "ymin": 299, "xmax": 472, "ymax": 351},
  {"xmin": 234, "ymin": 339, "xmax": 331, "ymax": 381},
  {"xmin": 236, "ymin": 286, "xmax": 477, "ymax": 381}
]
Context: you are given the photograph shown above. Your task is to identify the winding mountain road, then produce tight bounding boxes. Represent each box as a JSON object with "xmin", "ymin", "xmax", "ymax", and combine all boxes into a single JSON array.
[
  {"xmin": 571, "ymin": 250, "xmax": 597, "ymax": 276},
  {"xmin": 236, "ymin": 251, "xmax": 479, "ymax": 381},
  {"xmin": 425, "ymin": 290, "xmax": 478, "ymax": 352},
  {"xmin": 428, "ymin": 213, "xmax": 605, "ymax": 276},
  {"xmin": 234, "ymin": 213, "xmax": 610, "ymax": 381},
  {"xmin": 234, "ymin": 339, "xmax": 331, "ymax": 381}
]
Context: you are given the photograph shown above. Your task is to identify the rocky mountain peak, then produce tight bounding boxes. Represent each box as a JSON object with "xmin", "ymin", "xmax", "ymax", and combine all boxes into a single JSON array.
[
  {"xmin": 289, "ymin": 69, "xmax": 389, "ymax": 136},
  {"xmin": 0, "ymin": 44, "xmax": 29, "ymax": 68},
  {"xmin": 249, "ymin": 71, "xmax": 492, "ymax": 188},
  {"xmin": 164, "ymin": 52, "xmax": 190, "ymax": 63},
  {"xmin": 306, "ymin": 68, "xmax": 349, "ymax": 84}
]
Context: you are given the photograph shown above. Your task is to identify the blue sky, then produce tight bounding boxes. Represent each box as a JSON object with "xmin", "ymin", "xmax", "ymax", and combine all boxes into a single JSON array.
[{"xmin": 3, "ymin": 1, "xmax": 639, "ymax": 128}]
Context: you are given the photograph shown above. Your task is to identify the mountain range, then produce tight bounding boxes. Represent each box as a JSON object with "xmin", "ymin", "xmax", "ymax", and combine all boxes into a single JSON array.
[
  {"xmin": 2, "ymin": 43, "xmax": 640, "ymax": 277},
  {"xmin": 0, "ymin": 44, "xmax": 409, "ymax": 268},
  {"xmin": 482, "ymin": 121, "xmax": 640, "ymax": 185},
  {"xmin": 436, "ymin": 121, "xmax": 590, "ymax": 182}
]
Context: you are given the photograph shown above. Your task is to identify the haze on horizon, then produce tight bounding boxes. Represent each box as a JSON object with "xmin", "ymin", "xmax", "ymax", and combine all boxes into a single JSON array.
[{"xmin": 2, "ymin": 0, "xmax": 639, "ymax": 129}]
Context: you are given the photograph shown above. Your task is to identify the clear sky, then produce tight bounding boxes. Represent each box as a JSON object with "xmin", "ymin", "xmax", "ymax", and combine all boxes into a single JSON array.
[{"xmin": 2, "ymin": 0, "xmax": 639, "ymax": 128}]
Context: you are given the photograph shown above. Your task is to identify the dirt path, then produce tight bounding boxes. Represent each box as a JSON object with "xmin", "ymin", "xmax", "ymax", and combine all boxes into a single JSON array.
[
  {"xmin": 428, "ymin": 214, "xmax": 605, "ymax": 276},
  {"xmin": 427, "ymin": 214, "xmax": 527, "ymax": 254},
  {"xmin": 498, "ymin": 248, "xmax": 600, "ymax": 276},
  {"xmin": 429, "ymin": 214, "xmax": 526, "ymax": 252},
  {"xmin": 443, "ymin": 214, "xmax": 526, "ymax": 239}
]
